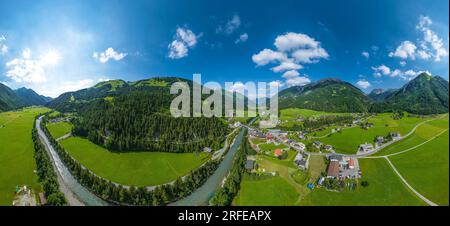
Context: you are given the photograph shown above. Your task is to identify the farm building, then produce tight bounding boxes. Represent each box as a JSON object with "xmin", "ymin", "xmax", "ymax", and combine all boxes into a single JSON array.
[
  {"xmin": 327, "ymin": 160, "xmax": 340, "ymax": 178},
  {"xmin": 358, "ymin": 143, "xmax": 374, "ymax": 152}
]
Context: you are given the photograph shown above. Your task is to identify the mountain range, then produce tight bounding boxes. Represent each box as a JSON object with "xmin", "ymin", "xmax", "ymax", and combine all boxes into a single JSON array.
[
  {"xmin": 0, "ymin": 72, "xmax": 449, "ymax": 115},
  {"xmin": 0, "ymin": 84, "xmax": 52, "ymax": 112}
]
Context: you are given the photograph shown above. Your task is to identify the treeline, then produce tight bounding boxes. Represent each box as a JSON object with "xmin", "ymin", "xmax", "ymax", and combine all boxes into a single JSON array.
[
  {"xmin": 210, "ymin": 130, "xmax": 249, "ymax": 206},
  {"xmin": 32, "ymin": 116, "xmax": 67, "ymax": 206},
  {"xmin": 41, "ymin": 116, "xmax": 220, "ymax": 205},
  {"xmin": 71, "ymin": 90, "xmax": 229, "ymax": 153}
]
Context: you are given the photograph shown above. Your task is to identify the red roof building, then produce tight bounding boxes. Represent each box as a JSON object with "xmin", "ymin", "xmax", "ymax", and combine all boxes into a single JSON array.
[{"xmin": 274, "ymin": 149, "xmax": 283, "ymax": 157}]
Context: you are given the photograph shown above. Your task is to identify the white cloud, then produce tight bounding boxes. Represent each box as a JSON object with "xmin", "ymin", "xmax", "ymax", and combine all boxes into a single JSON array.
[
  {"xmin": 417, "ymin": 50, "xmax": 431, "ymax": 59},
  {"xmin": 252, "ymin": 32, "xmax": 327, "ymax": 87},
  {"xmin": 356, "ymin": 80, "xmax": 371, "ymax": 89},
  {"xmin": 216, "ymin": 14, "xmax": 241, "ymax": 35},
  {"xmin": 416, "ymin": 15, "xmax": 448, "ymax": 62},
  {"xmin": 371, "ymin": 65, "xmax": 391, "ymax": 77},
  {"xmin": 271, "ymin": 60, "xmax": 302, "ymax": 72},
  {"xmin": 282, "ymin": 70, "xmax": 300, "ymax": 79},
  {"xmin": 399, "ymin": 61, "xmax": 406, "ymax": 67},
  {"xmin": 361, "ymin": 51, "xmax": 369, "ymax": 59},
  {"xmin": 0, "ymin": 35, "xmax": 7, "ymax": 55},
  {"xmin": 168, "ymin": 40, "xmax": 188, "ymax": 59},
  {"xmin": 93, "ymin": 47, "xmax": 127, "ymax": 63},
  {"xmin": 5, "ymin": 48, "xmax": 61, "ymax": 84},
  {"xmin": 274, "ymin": 32, "xmax": 319, "ymax": 52},
  {"xmin": 252, "ymin": 49, "xmax": 288, "ymax": 66},
  {"xmin": 235, "ymin": 33, "xmax": 248, "ymax": 44},
  {"xmin": 285, "ymin": 76, "xmax": 311, "ymax": 87},
  {"xmin": 292, "ymin": 47, "xmax": 329, "ymax": 64},
  {"xmin": 22, "ymin": 48, "xmax": 31, "ymax": 59},
  {"xmin": 389, "ymin": 41, "xmax": 417, "ymax": 60},
  {"xmin": 168, "ymin": 27, "xmax": 199, "ymax": 59}
]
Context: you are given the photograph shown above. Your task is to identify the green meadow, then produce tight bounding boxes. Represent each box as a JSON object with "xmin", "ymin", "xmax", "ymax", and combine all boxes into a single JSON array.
[
  {"xmin": 299, "ymin": 158, "xmax": 426, "ymax": 206},
  {"xmin": 59, "ymin": 137, "xmax": 210, "ymax": 186},
  {"xmin": 374, "ymin": 116, "xmax": 448, "ymax": 156},
  {"xmin": 233, "ymin": 175, "xmax": 299, "ymax": 206},
  {"xmin": 319, "ymin": 114, "xmax": 426, "ymax": 154},
  {"xmin": 279, "ymin": 108, "xmax": 345, "ymax": 121},
  {"xmin": 390, "ymin": 130, "xmax": 449, "ymax": 205},
  {"xmin": 46, "ymin": 121, "xmax": 73, "ymax": 139},
  {"xmin": 0, "ymin": 107, "xmax": 49, "ymax": 205}
]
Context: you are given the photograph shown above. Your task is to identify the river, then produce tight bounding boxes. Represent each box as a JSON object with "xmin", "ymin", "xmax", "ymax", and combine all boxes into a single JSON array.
[
  {"xmin": 36, "ymin": 116, "xmax": 108, "ymax": 206},
  {"xmin": 172, "ymin": 118, "xmax": 255, "ymax": 206}
]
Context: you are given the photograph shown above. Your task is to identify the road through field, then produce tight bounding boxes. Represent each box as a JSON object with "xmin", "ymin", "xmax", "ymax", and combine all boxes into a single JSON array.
[{"xmin": 384, "ymin": 157, "xmax": 438, "ymax": 206}]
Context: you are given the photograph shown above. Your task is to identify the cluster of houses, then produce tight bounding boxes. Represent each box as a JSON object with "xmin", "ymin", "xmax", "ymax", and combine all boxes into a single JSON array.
[
  {"xmin": 326, "ymin": 155, "xmax": 361, "ymax": 179},
  {"xmin": 358, "ymin": 131, "xmax": 401, "ymax": 153}
]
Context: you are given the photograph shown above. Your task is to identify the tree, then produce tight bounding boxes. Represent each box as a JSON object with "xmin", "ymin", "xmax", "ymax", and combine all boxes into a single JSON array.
[{"xmin": 46, "ymin": 193, "xmax": 66, "ymax": 206}]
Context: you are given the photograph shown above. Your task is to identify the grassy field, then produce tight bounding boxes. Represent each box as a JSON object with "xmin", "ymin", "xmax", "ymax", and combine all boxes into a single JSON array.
[
  {"xmin": 233, "ymin": 175, "xmax": 299, "ymax": 206},
  {"xmin": 279, "ymin": 108, "xmax": 345, "ymax": 121},
  {"xmin": 46, "ymin": 121, "xmax": 73, "ymax": 139},
  {"xmin": 319, "ymin": 114, "xmax": 426, "ymax": 154},
  {"xmin": 59, "ymin": 137, "xmax": 210, "ymax": 186},
  {"xmin": 389, "ymin": 130, "xmax": 449, "ymax": 205},
  {"xmin": 374, "ymin": 116, "xmax": 448, "ymax": 156},
  {"xmin": 258, "ymin": 143, "xmax": 288, "ymax": 153},
  {"xmin": 0, "ymin": 107, "xmax": 49, "ymax": 205},
  {"xmin": 300, "ymin": 158, "xmax": 426, "ymax": 206}
]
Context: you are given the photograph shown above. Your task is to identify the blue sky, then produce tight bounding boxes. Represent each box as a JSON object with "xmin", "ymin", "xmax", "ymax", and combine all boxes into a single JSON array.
[{"xmin": 0, "ymin": 0, "xmax": 448, "ymax": 97}]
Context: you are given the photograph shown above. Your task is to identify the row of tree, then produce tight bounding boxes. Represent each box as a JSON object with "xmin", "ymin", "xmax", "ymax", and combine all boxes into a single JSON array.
[
  {"xmin": 41, "ymin": 116, "xmax": 220, "ymax": 205},
  {"xmin": 210, "ymin": 130, "xmax": 249, "ymax": 206},
  {"xmin": 32, "ymin": 116, "xmax": 67, "ymax": 206}
]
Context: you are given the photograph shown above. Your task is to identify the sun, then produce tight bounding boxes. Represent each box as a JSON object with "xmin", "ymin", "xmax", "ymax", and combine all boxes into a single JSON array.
[{"xmin": 40, "ymin": 50, "xmax": 60, "ymax": 65}]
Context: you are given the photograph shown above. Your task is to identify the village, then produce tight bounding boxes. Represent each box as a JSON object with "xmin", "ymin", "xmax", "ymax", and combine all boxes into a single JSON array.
[{"xmin": 242, "ymin": 113, "xmax": 405, "ymax": 193}]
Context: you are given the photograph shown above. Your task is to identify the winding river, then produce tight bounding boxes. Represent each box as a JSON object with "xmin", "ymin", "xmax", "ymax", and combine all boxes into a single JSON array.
[{"xmin": 37, "ymin": 116, "xmax": 254, "ymax": 206}]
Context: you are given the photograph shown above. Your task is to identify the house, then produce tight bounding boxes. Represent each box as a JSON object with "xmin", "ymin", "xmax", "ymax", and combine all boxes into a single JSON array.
[
  {"xmin": 358, "ymin": 143, "xmax": 374, "ymax": 152},
  {"xmin": 323, "ymin": 145, "xmax": 333, "ymax": 151},
  {"xmin": 245, "ymin": 160, "xmax": 255, "ymax": 171},
  {"xmin": 203, "ymin": 147, "xmax": 212, "ymax": 153},
  {"xmin": 313, "ymin": 141, "xmax": 322, "ymax": 149},
  {"xmin": 329, "ymin": 154, "xmax": 343, "ymax": 162},
  {"xmin": 376, "ymin": 136, "xmax": 384, "ymax": 144},
  {"xmin": 327, "ymin": 160, "xmax": 340, "ymax": 178},
  {"xmin": 266, "ymin": 133, "xmax": 273, "ymax": 140},
  {"xmin": 348, "ymin": 158, "xmax": 355, "ymax": 169},
  {"xmin": 268, "ymin": 129, "xmax": 281, "ymax": 136},
  {"xmin": 390, "ymin": 132, "xmax": 401, "ymax": 140},
  {"xmin": 294, "ymin": 153, "xmax": 307, "ymax": 169},
  {"xmin": 298, "ymin": 134, "xmax": 305, "ymax": 140},
  {"xmin": 295, "ymin": 159, "xmax": 307, "ymax": 170},
  {"xmin": 274, "ymin": 149, "xmax": 283, "ymax": 157},
  {"xmin": 292, "ymin": 142, "xmax": 306, "ymax": 151}
]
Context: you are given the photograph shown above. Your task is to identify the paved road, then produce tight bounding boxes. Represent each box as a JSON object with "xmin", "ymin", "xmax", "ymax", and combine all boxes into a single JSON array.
[{"xmin": 384, "ymin": 156, "xmax": 438, "ymax": 206}]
